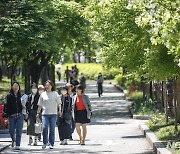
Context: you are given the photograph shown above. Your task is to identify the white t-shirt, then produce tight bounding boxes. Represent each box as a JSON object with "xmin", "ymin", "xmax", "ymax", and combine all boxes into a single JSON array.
[{"xmin": 38, "ymin": 91, "xmax": 61, "ymax": 115}]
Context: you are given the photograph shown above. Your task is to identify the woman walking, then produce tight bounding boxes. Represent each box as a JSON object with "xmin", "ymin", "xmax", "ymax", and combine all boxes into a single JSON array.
[
  {"xmin": 66, "ymin": 83, "xmax": 75, "ymax": 140},
  {"xmin": 5, "ymin": 82, "xmax": 24, "ymax": 150},
  {"xmin": 57, "ymin": 86, "xmax": 72, "ymax": 145},
  {"xmin": 37, "ymin": 80, "xmax": 61, "ymax": 149},
  {"xmin": 26, "ymin": 83, "xmax": 40, "ymax": 146},
  {"xmin": 73, "ymin": 85, "xmax": 92, "ymax": 145},
  {"xmin": 97, "ymin": 73, "xmax": 104, "ymax": 97}
]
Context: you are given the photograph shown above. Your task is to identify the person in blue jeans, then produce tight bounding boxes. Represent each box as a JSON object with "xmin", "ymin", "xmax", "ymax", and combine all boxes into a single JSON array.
[
  {"xmin": 5, "ymin": 82, "xmax": 24, "ymax": 150},
  {"xmin": 37, "ymin": 80, "xmax": 61, "ymax": 149}
]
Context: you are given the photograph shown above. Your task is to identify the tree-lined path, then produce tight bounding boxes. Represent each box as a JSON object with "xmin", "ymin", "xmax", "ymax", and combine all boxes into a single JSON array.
[{"xmin": 2, "ymin": 82, "xmax": 154, "ymax": 154}]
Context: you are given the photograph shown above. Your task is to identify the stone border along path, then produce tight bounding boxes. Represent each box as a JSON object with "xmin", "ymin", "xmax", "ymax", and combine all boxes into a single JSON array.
[{"xmin": 1, "ymin": 81, "xmax": 155, "ymax": 153}]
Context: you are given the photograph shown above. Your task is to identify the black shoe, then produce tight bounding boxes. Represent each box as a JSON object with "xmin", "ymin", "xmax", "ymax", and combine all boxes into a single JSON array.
[
  {"xmin": 69, "ymin": 136, "xmax": 73, "ymax": 141},
  {"xmin": 11, "ymin": 141, "xmax": 15, "ymax": 147}
]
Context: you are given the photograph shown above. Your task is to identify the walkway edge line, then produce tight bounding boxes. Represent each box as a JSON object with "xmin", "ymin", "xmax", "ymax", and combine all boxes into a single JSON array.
[
  {"xmin": 0, "ymin": 144, "xmax": 11, "ymax": 152},
  {"xmin": 136, "ymin": 120, "xmax": 172, "ymax": 154}
]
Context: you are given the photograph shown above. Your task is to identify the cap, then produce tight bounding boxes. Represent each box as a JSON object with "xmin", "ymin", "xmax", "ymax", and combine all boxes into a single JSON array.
[{"xmin": 38, "ymin": 85, "xmax": 45, "ymax": 89}]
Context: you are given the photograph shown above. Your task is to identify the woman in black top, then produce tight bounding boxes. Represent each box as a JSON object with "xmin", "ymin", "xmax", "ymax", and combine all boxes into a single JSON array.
[
  {"xmin": 5, "ymin": 82, "xmax": 24, "ymax": 150},
  {"xmin": 57, "ymin": 86, "xmax": 72, "ymax": 145},
  {"xmin": 26, "ymin": 83, "xmax": 40, "ymax": 146}
]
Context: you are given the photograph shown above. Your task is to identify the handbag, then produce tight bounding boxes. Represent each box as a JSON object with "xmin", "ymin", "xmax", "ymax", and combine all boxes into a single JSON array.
[
  {"xmin": 35, "ymin": 122, "xmax": 42, "ymax": 134},
  {"xmin": 62, "ymin": 96, "xmax": 72, "ymax": 121}
]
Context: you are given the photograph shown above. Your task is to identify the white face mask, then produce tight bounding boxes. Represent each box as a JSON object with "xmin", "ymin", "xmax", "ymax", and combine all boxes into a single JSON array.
[
  {"xmin": 32, "ymin": 89, "xmax": 38, "ymax": 94},
  {"xmin": 61, "ymin": 90, "xmax": 67, "ymax": 95},
  {"xmin": 39, "ymin": 90, "xmax": 44, "ymax": 95}
]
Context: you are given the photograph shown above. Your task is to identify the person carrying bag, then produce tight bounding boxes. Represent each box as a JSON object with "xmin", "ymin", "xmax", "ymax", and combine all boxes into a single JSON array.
[{"xmin": 57, "ymin": 86, "xmax": 72, "ymax": 145}]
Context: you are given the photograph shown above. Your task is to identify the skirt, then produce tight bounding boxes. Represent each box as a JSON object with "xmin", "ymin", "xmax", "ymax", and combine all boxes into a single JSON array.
[
  {"xmin": 27, "ymin": 110, "xmax": 38, "ymax": 136},
  {"xmin": 75, "ymin": 110, "xmax": 90, "ymax": 124},
  {"xmin": 57, "ymin": 117, "xmax": 71, "ymax": 141}
]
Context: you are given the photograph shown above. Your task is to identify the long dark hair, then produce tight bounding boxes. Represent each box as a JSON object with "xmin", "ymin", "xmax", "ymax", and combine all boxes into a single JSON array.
[{"xmin": 10, "ymin": 81, "xmax": 21, "ymax": 95}]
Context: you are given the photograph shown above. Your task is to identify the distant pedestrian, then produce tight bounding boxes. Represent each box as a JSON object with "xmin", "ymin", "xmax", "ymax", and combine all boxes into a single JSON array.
[
  {"xmin": 97, "ymin": 73, "xmax": 104, "ymax": 97},
  {"xmin": 5, "ymin": 82, "xmax": 24, "ymax": 150},
  {"xmin": 57, "ymin": 86, "xmax": 72, "ymax": 145},
  {"xmin": 74, "ymin": 65, "xmax": 79, "ymax": 76},
  {"xmin": 79, "ymin": 73, "xmax": 86, "ymax": 91},
  {"xmin": 26, "ymin": 83, "xmax": 40, "ymax": 146},
  {"xmin": 65, "ymin": 66, "xmax": 70, "ymax": 83},
  {"xmin": 72, "ymin": 76, "xmax": 79, "ymax": 92},
  {"xmin": 57, "ymin": 68, "xmax": 61, "ymax": 81},
  {"xmin": 70, "ymin": 66, "xmax": 76, "ymax": 84},
  {"xmin": 73, "ymin": 85, "xmax": 92, "ymax": 145},
  {"xmin": 37, "ymin": 80, "xmax": 61, "ymax": 149}
]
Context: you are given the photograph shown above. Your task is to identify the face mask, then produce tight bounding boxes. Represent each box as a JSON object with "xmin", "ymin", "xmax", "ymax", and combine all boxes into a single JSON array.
[
  {"xmin": 61, "ymin": 90, "xmax": 67, "ymax": 95},
  {"xmin": 39, "ymin": 90, "xmax": 44, "ymax": 95},
  {"xmin": 32, "ymin": 89, "xmax": 37, "ymax": 94}
]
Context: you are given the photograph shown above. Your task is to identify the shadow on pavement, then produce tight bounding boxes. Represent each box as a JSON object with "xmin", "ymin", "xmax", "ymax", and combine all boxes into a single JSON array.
[
  {"xmin": 122, "ymin": 135, "xmax": 145, "ymax": 139},
  {"xmin": 90, "ymin": 121, "xmax": 125, "ymax": 125}
]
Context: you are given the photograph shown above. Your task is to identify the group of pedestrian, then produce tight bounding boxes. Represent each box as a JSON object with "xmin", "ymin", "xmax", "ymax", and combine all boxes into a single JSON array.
[
  {"xmin": 3, "ymin": 79, "xmax": 92, "ymax": 151},
  {"xmin": 65, "ymin": 65, "xmax": 86, "ymax": 92},
  {"xmin": 65, "ymin": 65, "xmax": 79, "ymax": 84}
]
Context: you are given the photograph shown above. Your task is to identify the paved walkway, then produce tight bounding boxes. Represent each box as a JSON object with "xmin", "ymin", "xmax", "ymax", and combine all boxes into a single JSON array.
[{"xmin": 1, "ymin": 81, "xmax": 155, "ymax": 154}]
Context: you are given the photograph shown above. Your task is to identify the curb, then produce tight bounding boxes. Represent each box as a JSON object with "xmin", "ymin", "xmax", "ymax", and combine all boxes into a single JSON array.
[
  {"xmin": 128, "ymin": 106, "xmax": 151, "ymax": 120},
  {"xmin": 136, "ymin": 120, "xmax": 172, "ymax": 154},
  {"xmin": 127, "ymin": 103, "xmax": 171, "ymax": 154},
  {"xmin": 113, "ymin": 84, "xmax": 124, "ymax": 92}
]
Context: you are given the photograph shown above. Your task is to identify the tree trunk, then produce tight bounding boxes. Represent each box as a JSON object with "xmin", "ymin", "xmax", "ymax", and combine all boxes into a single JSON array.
[
  {"xmin": 40, "ymin": 64, "xmax": 55, "ymax": 86},
  {"xmin": 30, "ymin": 65, "xmax": 42, "ymax": 84},
  {"xmin": 29, "ymin": 51, "xmax": 51, "ymax": 84},
  {"xmin": 10, "ymin": 66, "xmax": 17, "ymax": 84},
  {"xmin": 175, "ymin": 78, "xmax": 180, "ymax": 123},
  {"xmin": 173, "ymin": 77, "xmax": 178, "ymax": 131},
  {"xmin": 0, "ymin": 65, "xmax": 2, "ymax": 81},
  {"xmin": 40, "ymin": 66, "xmax": 48, "ymax": 84},
  {"xmin": 24, "ymin": 63, "xmax": 31, "ymax": 94},
  {"xmin": 162, "ymin": 81, "xmax": 168, "ymax": 124},
  {"xmin": 48, "ymin": 64, "xmax": 55, "ymax": 85},
  {"xmin": 149, "ymin": 81, "xmax": 153, "ymax": 100}
]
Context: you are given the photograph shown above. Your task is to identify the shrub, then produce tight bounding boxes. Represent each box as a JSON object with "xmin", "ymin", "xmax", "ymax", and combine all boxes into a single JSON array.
[
  {"xmin": 147, "ymin": 113, "xmax": 174, "ymax": 131},
  {"xmin": 115, "ymin": 74, "xmax": 126, "ymax": 88},
  {"xmin": 104, "ymin": 67, "xmax": 122, "ymax": 80},
  {"xmin": 115, "ymin": 74, "xmax": 142, "ymax": 91},
  {"xmin": 157, "ymin": 125, "xmax": 180, "ymax": 140},
  {"xmin": 129, "ymin": 91, "xmax": 157, "ymax": 115},
  {"xmin": 128, "ymin": 91, "xmax": 143, "ymax": 100}
]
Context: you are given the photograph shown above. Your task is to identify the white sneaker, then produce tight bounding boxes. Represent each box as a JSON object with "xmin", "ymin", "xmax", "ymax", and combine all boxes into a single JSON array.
[
  {"xmin": 60, "ymin": 141, "xmax": 64, "ymax": 145},
  {"xmin": 33, "ymin": 139, "xmax": 37, "ymax": 146},
  {"xmin": 42, "ymin": 144, "xmax": 46, "ymax": 149},
  {"xmin": 49, "ymin": 145, "xmax": 53, "ymax": 149},
  {"xmin": 28, "ymin": 138, "xmax": 33, "ymax": 145},
  {"xmin": 14, "ymin": 146, "xmax": 20, "ymax": 150},
  {"xmin": 64, "ymin": 139, "xmax": 68, "ymax": 145}
]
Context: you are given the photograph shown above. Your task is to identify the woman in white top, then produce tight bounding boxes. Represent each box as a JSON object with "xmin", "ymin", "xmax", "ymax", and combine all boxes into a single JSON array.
[{"xmin": 37, "ymin": 80, "xmax": 61, "ymax": 149}]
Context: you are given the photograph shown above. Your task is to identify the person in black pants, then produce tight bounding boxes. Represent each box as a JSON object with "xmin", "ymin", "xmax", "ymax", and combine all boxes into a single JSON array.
[
  {"xmin": 57, "ymin": 86, "xmax": 72, "ymax": 145},
  {"xmin": 26, "ymin": 83, "xmax": 40, "ymax": 146},
  {"xmin": 66, "ymin": 84, "xmax": 76, "ymax": 140},
  {"xmin": 97, "ymin": 73, "xmax": 104, "ymax": 97}
]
